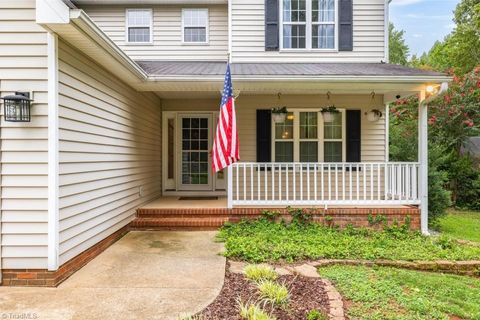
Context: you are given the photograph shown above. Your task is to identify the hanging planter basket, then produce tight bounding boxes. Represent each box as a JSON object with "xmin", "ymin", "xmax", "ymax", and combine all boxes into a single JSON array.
[
  {"xmin": 366, "ymin": 109, "xmax": 383, "ymax": 122},
  {"xmin": 320, "ymin": 105, "xmax": 339, "ymax": 123},
  {"xmin": 271, "ymin": 106, "xmax": 288, "ymax": 123}
]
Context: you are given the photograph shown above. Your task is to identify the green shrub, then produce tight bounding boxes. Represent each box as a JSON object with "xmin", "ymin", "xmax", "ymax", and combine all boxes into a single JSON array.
[
  {"xmin": 257, "ymin": 280, "xmax": 289, "ymax": 306},
  {"xmin": 306, "ymin": 309, "xmax": 328, "ymax": 320},
  {"xmin": 261, "ymin": 210, "xmax": 281, "ymax": 222},
  {"xmin": 244, "ymin": 264, "xmax": 278, "ymax": 282},
  {"xmin": 446, "ymin": 154, "xmax": 480, "ymax": 210},
  {"xmin": 287, "ymin": 207, "xmax": 312, "ymax": 224},
  {"xmin": 239, "ymin": 302, "xmax": 276, "ymax": 320}
]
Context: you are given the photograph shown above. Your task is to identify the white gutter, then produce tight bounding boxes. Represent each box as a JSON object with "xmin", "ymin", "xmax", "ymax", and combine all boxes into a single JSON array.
[{"xmin": 69, "ymin": 9, "xmax": 148, "ymax": 81}]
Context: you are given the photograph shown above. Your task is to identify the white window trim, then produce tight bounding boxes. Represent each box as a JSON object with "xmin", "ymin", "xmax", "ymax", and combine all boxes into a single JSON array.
[
  {"xmin": 279, "ymin": 0, "xmax": 339, "ymax": 52},
  {"xmin": 272, "ymin": 109, "xmax": 346, "ymax": 162},
  {"xmin": 181, "ymin": 8, "xmax": 209, "ymax": 45},
  {"xmin": 125, "ymin": 8, "xmax": 153, "ymax": 45}
]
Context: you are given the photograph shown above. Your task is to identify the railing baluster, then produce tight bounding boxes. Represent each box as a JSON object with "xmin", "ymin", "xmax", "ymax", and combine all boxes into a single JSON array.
[
  {"xmin": 363, "ymin": 163, "xmax": 367, "ymax": 200},
  {"xmin": 356, "ymin": 164, "xmax": 360, "ymax": 201},
  {"xmin": 300, "ymin": 164, "xmax": 303, "ymax": 201},
  {"xmin": 286, "ymin": 164, "xmax": 289, "ymax": 201},
  {"xmin": 293, "ymin": 164, "xmax": 296, "ymax": 202},
  {"xmin": 272, "ymin": 164, "xmax": 275, "ymax": 202},
  {"xmin": 279, "ymin": 164, "xmax": 282, "ymax": 201},
  {"xmin": 370, "ymin": 163, "xmax": 374, "ymax": 201},
  {"xmin": 250, "ymin": 164, "xmax": 254, "ymax": 201},
  {"xmin": 342, "ymin": 163, "xmax": 346, "ymax": 201},
  {"xmin": 335, "ymin": 163, "xmax": 338, "ymax": 201},
  {"xmin": 264, "ymin": 163, "xmax": 267, "ymax": 202},
  {"xmin": 236, "ymin": 164, "xmax": 239, "ymax": 202},
  {"xmin": 349, "ymin": 164, "xmax": 352, "ymax": 201},
  {"xmin": 314, "ymin": 164, "xmax": 318, "ymax": 202},
  {"xmin": 328, "ymin": 163, "xmax": 331, "ymax": 201},
  {"xmin": 307, "ymin": 164, "xmax": 310, "ymax": 201},
  {"xmin": 377, "ymin": 163, "xmax": 381, "ymax": 200},
  {"xmin": 413, "ymin": 164, "xmax": 417, "ymax": 200},
  {"xmin": 257, "ymin": 164, "xmax": 260, "ymax": 201},
  {"xmin": 406, "ymin": 164, "xmax": 410, "ymax": 200},
  {"xmin": 321, "ymin": 164, "xmax": 324, "ymax": 201},
  {"xmin": 384, "ymin": 163, "xmax": 388, "ymax": 201},
  {"xmin": 243, "ymin": 163, "xmax": 246, "ymax": 201}
]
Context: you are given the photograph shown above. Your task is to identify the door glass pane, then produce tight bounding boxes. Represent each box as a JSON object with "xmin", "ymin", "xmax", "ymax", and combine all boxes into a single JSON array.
[
  {"xmin": 181, "ymin": 117, "xmax": 209, "ymax": 185},
  {"xmin": 324, "ymin": 141, "xmax": 342, "ymax": 162},
  {"xmin": 300, "ymin": 142, "xmax": 318, "ymax": 162},
  {"xmin": 275, "ymin": 142, "xmax": 294, "ymax": 162}
]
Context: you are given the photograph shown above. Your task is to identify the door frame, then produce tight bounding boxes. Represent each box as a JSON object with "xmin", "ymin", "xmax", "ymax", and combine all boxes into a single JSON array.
[{"xmin": 162, "ymin": 111, "xmax": 227, "ymax": 195}]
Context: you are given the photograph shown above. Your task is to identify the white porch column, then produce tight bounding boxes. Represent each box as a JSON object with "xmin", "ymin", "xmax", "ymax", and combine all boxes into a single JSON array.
[{"xmin": 418, "ymin": 90, "xmax": 429, "ymax": 235}]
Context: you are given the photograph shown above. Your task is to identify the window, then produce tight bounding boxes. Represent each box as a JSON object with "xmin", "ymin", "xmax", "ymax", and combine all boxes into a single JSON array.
[
  {"xmin": 126, "ymin": 9, "xmax": 152, "ymax": 43},
  {"xmin": 281, "ymin": 0, "xmax": 337, "ymax": 50},
  {"xmin": 273, "ymin": 110, "xmax": 345, "ymax": 162},
  {"xmin": 182, "ymin": 9, "xmax": 208, "ymax": 43}
]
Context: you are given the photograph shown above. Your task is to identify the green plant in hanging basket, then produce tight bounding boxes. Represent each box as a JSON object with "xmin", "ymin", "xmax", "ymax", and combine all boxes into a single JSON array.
[
  {"xmin": 320, "ymin": 105, "xmax": 339, "ymax": 113},
  {"xmin": 271, "ymin": 106, "xmax": 288, "ymax": 114}
]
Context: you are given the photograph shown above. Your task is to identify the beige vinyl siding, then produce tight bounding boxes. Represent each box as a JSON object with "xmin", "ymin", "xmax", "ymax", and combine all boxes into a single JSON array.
[
  {"xmin": 82, "ymin": 5, "xmax": 228, "ymax": 61},
  {"xmin": 57, "ymin": 41, "xmax": 162, "ymax": 265},
  {"xmin": 163, "ymin": 94, "xmax": 386, "ymax": 163},
  {"xmin": 231, "ymin": 0, "xmax": 386, "ymax": 63},
  {"xmin": 0, "ymin": 0, "xmax": 49, "ymax": 269}
]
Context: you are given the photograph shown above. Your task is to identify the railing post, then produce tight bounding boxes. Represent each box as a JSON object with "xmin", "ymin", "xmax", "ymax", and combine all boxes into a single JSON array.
[{"xmin": 227, "ymin": 165, "xmax": 233, "ymax": 209}]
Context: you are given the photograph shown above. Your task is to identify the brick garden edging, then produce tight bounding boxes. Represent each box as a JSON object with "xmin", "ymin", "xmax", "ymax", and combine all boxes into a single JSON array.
[{"xmin": 308, "ymin": 259, "xmax": 480, "ymax": 277}]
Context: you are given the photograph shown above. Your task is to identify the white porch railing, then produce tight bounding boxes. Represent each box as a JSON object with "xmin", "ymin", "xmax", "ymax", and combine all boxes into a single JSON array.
[{"xmin": 227, "ymin": 162, "xmax": 420, "ymax": 207}]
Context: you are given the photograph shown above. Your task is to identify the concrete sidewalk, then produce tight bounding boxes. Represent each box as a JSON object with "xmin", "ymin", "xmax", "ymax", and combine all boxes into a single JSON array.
[{"xmin": 0, "ymin": 231, "xmax": 226, "ymax": 320}]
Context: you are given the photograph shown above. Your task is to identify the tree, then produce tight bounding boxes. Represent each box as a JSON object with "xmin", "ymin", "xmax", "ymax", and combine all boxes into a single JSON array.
[
  {"xmin": 389, "ymin": 23, "xmax": 409, "ymax": 65},
  {"xmin": 409, "ymin": 0, "xmax": 480, "ymax": 73}
]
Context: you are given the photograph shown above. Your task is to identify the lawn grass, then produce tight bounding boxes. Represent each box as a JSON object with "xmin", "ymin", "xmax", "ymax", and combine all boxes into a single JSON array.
[
  {"xmin": 218, "ymin": 219, "xmax": 480, "ymax": 262},
  {"xmin": 437, "ymin": 210, "xmax": 480, "ymax": 243},
  {"xmin": 318, "ymin": 265, "xmax": 480, "ymax": 320}
]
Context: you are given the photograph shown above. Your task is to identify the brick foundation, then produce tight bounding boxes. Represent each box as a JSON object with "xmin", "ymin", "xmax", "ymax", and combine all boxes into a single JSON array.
[
  {"xmin": 1, "ymin": 224, "xmax": 129, "ymax": 287},
  {"xmin": 131, "ymin": 206, "xmax": 421, "ymax": 230}
]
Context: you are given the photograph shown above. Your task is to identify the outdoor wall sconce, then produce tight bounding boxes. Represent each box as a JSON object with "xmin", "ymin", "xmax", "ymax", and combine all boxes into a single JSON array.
[{"xmin": 0, "ymin": 92, "xmax": 32, "ymax": 122}]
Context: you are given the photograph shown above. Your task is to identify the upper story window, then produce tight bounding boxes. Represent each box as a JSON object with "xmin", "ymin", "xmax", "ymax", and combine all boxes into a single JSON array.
[
  {"xmin": 281, "ymin": 0, "xmax": 337, "ymax": 50},
  {"xmin": 273, "ymin": 110, "xmax": 345, "ymax": 162},
  {"xmin": 182, "ymin": 9, "xmax": 209, "ymax": 44},
  {"xmin": 126, "ymin": 9, "xmax": 153, "ymax": 44}
]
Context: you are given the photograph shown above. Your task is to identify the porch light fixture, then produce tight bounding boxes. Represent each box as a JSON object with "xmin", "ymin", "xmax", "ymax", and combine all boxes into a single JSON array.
[
  {"xmin": 0, "ymin": 92, "xmax": 32, "ymax": 122},
  {"xmin": 365, "ymin": 91, "xmax": 382, "ymax": 122}
]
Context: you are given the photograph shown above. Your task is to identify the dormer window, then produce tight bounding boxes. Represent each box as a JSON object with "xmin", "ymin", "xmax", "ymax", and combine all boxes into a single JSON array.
[
  {"xmin": 126, "ymin": 9, "xmax": 153, "ymax": 44},
  {"xmin": 281, "ymin": 0, "xmax": 337, "ymax": 50},
  {"xmin": 182, "ymin": 9, "xmax": 209, "ymax": 44}
]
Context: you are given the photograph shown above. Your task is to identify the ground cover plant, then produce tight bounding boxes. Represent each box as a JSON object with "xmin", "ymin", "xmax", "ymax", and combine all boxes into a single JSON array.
[
  {"xmin": 437, "ymin": 210, "xmax": 480, "ymax": 243},
  {"xmin": 218, "ymin": 218, "xmax": 480, "ymax": 263},
  {"xmin": 318, "ymin": 265, "xmax": 480, "ymax": 320}
]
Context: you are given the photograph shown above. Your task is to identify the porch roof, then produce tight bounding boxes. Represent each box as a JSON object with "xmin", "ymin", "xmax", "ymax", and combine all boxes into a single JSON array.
[{"xmin": 137, "ymin": 61, "xmax": 446, "ymax": 79}]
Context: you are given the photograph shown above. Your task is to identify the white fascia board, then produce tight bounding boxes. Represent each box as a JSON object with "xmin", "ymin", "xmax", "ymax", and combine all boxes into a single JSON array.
[
  {"xmin": 36, "ymin": 0, "xmax": 70, "ymax": 24},
  {"xmin": 147, "ymin": 75, "xmax": 453, "ymax": 84}
]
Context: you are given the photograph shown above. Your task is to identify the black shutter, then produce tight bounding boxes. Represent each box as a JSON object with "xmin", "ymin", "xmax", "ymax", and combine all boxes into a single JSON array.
[
  {"xmin": 257, "ymin": 110, "xmax": 272, "ymax": 162},
  {"xmin": 265, "ymin": 0, "xmax": 279, "ymax": 51},
  {"xmin": 339, "ymin": 0, "xmax": 353, "ymax": 51},
  {"xmin": 346, "ymin": 110, "xmax": 361, "ymax": 162}
]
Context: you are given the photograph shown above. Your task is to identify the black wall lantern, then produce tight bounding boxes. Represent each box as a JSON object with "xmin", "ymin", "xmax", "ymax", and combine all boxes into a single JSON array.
[{"xmin": 0, "ymin": 92, "xmax": 32, "ymax": 122}]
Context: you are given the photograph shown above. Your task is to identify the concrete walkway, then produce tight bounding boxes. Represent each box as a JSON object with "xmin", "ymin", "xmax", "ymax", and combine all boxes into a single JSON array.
[{"xmin": 0, "ymin": 231, "xmax": 226, "ymax": 320}]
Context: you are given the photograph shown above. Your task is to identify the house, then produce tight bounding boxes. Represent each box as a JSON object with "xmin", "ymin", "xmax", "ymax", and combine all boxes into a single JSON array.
[{"xmin": 0, "ymin": 0, "xmax": 450, "ymax": 286}]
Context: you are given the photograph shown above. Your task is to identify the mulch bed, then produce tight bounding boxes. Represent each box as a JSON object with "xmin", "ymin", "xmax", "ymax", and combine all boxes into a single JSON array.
[{"xmin": 195, "ymin": 265, "xmax": 330, "ymax": 319}]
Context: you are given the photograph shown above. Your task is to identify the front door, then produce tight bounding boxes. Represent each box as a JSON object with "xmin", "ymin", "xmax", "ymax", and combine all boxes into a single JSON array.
[{"xmin": 178, "ymin": 114, "xmax": 212, "ymax": 191}]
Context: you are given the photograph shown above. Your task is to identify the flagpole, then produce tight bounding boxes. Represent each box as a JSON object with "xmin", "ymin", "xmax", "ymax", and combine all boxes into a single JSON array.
[{"xmin": 226, "ymin": 52, "xmax": 233, "ymax": 209}]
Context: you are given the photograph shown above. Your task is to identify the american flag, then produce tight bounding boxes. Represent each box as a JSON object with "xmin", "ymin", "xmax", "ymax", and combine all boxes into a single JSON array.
[{"xmin": 211, "ymin": 63, "xmax": 239, "ymax": 173}]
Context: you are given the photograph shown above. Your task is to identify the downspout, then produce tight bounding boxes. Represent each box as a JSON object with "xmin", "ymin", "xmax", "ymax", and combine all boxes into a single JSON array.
[
  {"xmin": 418, "ymin": 82, "xmax": 448, "ymax": 235},
  {"xmin": 384, "ymin": 0, "xmax": 390, "ymax": 63}
]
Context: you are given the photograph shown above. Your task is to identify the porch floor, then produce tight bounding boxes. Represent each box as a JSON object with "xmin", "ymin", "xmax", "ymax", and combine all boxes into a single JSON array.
[{"xmin": 139, "ymin": 196, "xmax": 412, "ymax": 210}]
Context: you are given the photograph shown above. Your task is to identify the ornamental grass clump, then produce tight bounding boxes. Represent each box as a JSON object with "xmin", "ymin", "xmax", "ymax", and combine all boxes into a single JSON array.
[
  {"xmin": 244, "ymin": 264, "xmax": 278, "ymax": 282},
  {"xmin": 257, "ymin": 280, "xmax": 289, "ymax": 306},
  {"xmin": 239, "ymin": 302, "xmax": 276, "ymax": 320}
]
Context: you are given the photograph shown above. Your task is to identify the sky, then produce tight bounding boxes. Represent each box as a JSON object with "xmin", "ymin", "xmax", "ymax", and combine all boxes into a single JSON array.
[{"xmin": 389, "ymin": 0, "xmax": 460, "ymax": 57}]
